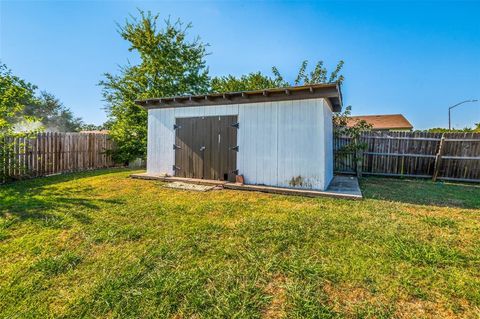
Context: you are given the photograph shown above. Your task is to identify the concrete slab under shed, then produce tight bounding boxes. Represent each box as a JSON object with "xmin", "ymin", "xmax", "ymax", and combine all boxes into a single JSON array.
[
  {"xmin": 130, "ymin": 173, "xmax": 227, "ymax": 186},
  {"xmin": 130, "ymin": 173, "xmax": 362, "ymax": 200},
  {"xmin": 165, "ymin": 182, "xmax": 217, "ymax": 192},
  {"xmin": 326, "ymin": 175, "xmax": 363, "ymax": 198}
]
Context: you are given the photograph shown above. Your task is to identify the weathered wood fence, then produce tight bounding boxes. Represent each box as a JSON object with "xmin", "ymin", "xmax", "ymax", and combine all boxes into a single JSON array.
[
  {"xmin": 1, "ymin": 132, "xmax": 115, "ymax": 183},
  {"xmin": 334, "ymin": 131, "xmax": 480, "ymax": 182}
]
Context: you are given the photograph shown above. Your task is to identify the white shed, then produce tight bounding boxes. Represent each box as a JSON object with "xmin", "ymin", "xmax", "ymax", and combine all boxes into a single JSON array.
[{"xmin": 135, "ymin": 83, "xmax": 342, "ymax": 191}]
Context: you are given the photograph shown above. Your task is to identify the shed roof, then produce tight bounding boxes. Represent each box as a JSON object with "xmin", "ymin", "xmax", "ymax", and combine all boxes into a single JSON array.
[
  {"xmin": 347, "ymin": 114, "xmax": 413, "ymax": 130},
  {"xmin": 135, "ymin": 82, "xmax": 342, "ymax": 112}
]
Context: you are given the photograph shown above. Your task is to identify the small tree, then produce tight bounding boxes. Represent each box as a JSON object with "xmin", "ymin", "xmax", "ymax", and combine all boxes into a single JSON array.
[{"xmin": 333, "ymin": 106, "xmax": 372, "ymax": 177}]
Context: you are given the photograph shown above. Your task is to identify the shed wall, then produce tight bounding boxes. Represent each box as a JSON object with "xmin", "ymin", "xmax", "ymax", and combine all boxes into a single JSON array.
[{"xmin": 147, "ymin": 98, "xmax": 332, "ymax": 190}]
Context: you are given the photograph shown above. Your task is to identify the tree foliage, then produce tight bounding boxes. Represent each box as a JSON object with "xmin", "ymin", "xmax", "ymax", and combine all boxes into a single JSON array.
[
  {"xmin": 80, "ymin": 123, "xmax": 109, "ymax": 131},
  {"xmin": 210, "ymin": 72, "xmax": 282, "ymax": 93},
  {"xmin": 333, "ymin": 106, "xmax": 372, "ymax": 175},
  {"xmin": 1, "ymin": 62, "xmax": 89, "ymax": 134},
  {"xmin": 100, "ymin": 10, "xmax": 210, "ymax": 163},
  {"xmin": 0, "ymin": 63, "xmax": 37, "ymax": 134},
  {"xmin": 423, "ymin": 125, "xmax": 480, "ymax": 133},
  {"xmin": 0, "ymin": 63, "xmax": 39, "ymax": 182},
  {"xmin": 23, "ymin": 91, "xmax": 84, "ymax": 132},
  {"xmin": 211, "ymin": 60, "xmax": 345, "ymax": 93}
]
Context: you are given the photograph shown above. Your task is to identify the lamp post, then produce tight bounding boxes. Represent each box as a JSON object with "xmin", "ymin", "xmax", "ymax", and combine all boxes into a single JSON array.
[{"xmin": 448, "ymin": 99, "xmax": 478, "ymax": 130}]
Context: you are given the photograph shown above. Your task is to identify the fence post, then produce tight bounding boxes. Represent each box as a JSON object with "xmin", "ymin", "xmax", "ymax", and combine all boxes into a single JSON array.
[
  {"xmin": 432, "ymin": 134, "xmax": 445, "ymax": 182},
  {"xmin": 354, "ymin": 136, "xmax": 363, "ymax": 178}
]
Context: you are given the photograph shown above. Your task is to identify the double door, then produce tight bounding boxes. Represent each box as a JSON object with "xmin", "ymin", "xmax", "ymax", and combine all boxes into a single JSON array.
[{"xmin": 174, "ymin": 116, "xmax": 238, "ymax": 181}]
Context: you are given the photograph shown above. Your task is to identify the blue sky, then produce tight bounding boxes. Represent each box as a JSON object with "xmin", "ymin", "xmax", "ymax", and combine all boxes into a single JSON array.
[{"xmin": 1, "ymin": 0, "xmax": 479, "ymax": 129}]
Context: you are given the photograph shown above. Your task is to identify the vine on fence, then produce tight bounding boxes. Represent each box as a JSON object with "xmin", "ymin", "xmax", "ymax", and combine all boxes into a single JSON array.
[{"xmin": 333, "ymin": 106, "xmax": 372, "ymax": 176}]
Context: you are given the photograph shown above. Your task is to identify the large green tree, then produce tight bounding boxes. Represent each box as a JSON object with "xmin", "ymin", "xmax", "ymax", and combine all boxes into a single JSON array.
[{"xmin": 100, "ymin": 11, "xmax": 210, "ymax": 163}]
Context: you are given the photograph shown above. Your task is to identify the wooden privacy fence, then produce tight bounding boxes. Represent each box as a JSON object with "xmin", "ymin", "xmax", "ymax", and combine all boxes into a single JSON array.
[
  {"xmin": 334, "ymin": 131, "xmax": 480, "ymax": 183},
  {"xmin": 1, "ymin": 132, "xmax": 115, "ymax": 183}
]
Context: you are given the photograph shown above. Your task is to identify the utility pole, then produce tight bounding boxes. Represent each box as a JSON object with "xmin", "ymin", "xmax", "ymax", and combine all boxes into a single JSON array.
[{"xmin": 448, "ymin": 99, "xmax": 478, "ymax": 130}]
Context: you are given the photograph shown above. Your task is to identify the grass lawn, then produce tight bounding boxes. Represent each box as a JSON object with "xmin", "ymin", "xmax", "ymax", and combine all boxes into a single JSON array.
[{"xmin": 1, "ymin": 169, "xmax": 479, "ymax": 318}]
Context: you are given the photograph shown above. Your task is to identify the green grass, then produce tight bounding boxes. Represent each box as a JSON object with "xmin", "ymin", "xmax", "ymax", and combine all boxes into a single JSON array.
[{"xmin": 1, "ymin": 169, "xmax": 479, "ymax": 318}]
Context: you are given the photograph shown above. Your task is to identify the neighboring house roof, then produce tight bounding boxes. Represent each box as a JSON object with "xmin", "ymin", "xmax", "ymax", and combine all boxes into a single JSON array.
[
  {"xmin": 135, "ymin": 82, "xmax": 343, "ymax": 112},
  {"xmin": 347, "ymin": 114, "xmax": 413, "ymax": 130}
]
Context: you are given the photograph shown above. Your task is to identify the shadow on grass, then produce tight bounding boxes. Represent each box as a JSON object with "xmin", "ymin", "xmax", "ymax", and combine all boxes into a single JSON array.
[
  {"xmin": 360, "ymin": 176, "xmax": 480, "ymax": 209},
  {"xmin": 0, "ymin": 169, "xmax": 128, "ymax": 226}
]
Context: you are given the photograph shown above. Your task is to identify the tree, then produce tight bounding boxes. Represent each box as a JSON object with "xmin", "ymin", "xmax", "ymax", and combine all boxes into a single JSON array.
[
  {"xmin": 210, "ymin": 60, "xmax": 344, "ymax": 93},
  {"xmin": 0, "ymin": 63, "xmax": 40, "ymax": 181},
  {"xmin": 100, "ymin": 10, "xmax": 210, "ymax": 163},
  {"xmin": 80, "ymin": 123, "xmax": 108, "ymax": 131},
  {"xmin": 333, "ymin": 105, "xmax": 372, "ymax": 177},
  {"xmin": 210, "ymin": 72, "xmax": 282, "ymax": 93},
  {"xmin": 423, "ymin": 126, "xmax": 480, "ymax": 133},
  {"xmin": 0, "ymin": 63, "xmax": 37, "ymax": 134},
  {"xmin": 281, "ymin": 60, "xmax": 345, "ymax": 86},
  {"xmin": 24, "ymin": 91, "xmax": 83, "ymax": 132}
]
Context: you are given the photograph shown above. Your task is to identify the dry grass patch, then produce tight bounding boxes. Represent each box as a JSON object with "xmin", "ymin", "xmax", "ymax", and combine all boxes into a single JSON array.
[{"xmin": 262, "ymin": 274, "xmax": 287, "ymax": 319}]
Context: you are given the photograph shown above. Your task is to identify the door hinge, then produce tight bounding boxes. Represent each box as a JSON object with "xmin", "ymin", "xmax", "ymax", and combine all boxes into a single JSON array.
[
  {"xmin": 172, "ymin": 165, "xmax": 180, "ymax": 170},
  {"xmin": 231, "ymin": 146, "xmax": 239, "ymax": 152},
  {"xmin": 173, "ymin": 144, "xmax": 182, "ymax": 150},
  {"xmin": 231, "ymin": 122, "xmax": 240, "ymax": 129},
  {"xmin": 173, "ymin": 124, "xmax": 181, "ymax": 130}
]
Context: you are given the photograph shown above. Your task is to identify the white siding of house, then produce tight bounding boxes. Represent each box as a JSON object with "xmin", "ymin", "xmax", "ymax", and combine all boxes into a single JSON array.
[{"xmin": 146, "ymin": 98, "xmax": 333, "ymax": 190}]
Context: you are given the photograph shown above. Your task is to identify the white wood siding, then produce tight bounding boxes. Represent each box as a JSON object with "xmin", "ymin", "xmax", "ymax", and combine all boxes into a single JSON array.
[
  {"xmin": 323, "ymin": 100, "xmax": 334, "ymax": 187},
  {"xmin": 146, "ymin": 98, "xmax": 333, "ymax": 190}
]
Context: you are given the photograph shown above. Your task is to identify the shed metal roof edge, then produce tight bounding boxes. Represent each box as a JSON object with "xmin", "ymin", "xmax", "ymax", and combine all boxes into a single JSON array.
[{"xmin": 135, "ymin": 82, "xmax": 343, "ymax": 112}]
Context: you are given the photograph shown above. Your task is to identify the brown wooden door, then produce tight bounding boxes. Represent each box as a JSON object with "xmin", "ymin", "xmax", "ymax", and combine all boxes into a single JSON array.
[{"xmin": 174, "ymin": 116, "xmax": 237, "ymax": 181}]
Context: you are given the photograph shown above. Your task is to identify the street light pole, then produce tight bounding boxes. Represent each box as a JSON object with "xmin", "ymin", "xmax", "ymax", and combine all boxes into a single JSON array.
[{"xmin": 448, "ymin": 99, "xmax": 478, "ymax": 130}]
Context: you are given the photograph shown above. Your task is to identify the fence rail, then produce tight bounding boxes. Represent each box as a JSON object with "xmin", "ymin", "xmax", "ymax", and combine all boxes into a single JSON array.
[
  {"xmin": 1, "ymin": 132, "xmax": 115, "ymax": 183},
  {"xmin": 334, "ymin": 131, "xmax": 480, "ymax": 182}
]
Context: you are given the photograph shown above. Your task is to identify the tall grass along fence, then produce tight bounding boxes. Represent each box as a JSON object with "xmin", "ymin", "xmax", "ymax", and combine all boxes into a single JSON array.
[
  {"xmin": 1, "ymin": 132, "xmax": 115, "ymax": 183},
  {"xmin": 335, "ymin": 131, "xmax": 480, "ymax": 183}
]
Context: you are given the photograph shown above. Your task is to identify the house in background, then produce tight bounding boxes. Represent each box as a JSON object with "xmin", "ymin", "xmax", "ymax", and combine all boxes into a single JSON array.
[
  {"xmin": 347, "ymin": 114, "xmax": 413, "ymax": 131},
  {"xmin": 135, "ymin": 83, "xmax": 342, "ymax": 191}
]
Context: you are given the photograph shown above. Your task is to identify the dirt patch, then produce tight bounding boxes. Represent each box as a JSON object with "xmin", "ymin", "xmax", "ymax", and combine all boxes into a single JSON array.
[
  {"xmin": 262, "ymin": 274, "xmax": 287, "ymax": 319},
  {"xmin": 394, "ymin": 299, "xmax": 467, "ymax": 319},
  {"xmin": 324, "ymin": 282, "xmax": 474, "ymax": 319},
  {"xmin": 323, "ymin": 282, "xmax": 382, "ymax": 315}
]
